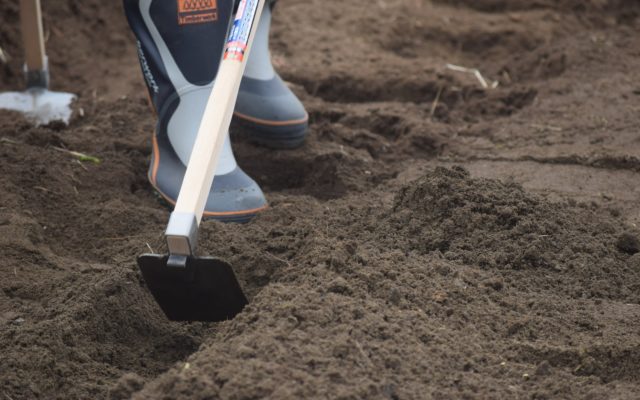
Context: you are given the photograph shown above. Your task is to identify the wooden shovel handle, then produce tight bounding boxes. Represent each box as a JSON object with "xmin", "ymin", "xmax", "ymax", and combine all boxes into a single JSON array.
[
  {"xmin": 20, "ymin": 0, "xmax": 46, "ymax": 71},
  {"xmin": 173, "ymin": 0, "xmax": 266, "ymax": 224}
]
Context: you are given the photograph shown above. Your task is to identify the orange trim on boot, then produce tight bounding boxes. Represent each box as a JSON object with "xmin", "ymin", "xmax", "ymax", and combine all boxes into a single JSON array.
[
  {"xmin": 233, "ymin": 110, "xmax": 308, "ymax": 126},
  {"xmin": 151, "ymin": 134, "xmax": 161, "ymax": 183},
  {"xmin": 151, "ymin": 182, "xmax": 269, "ymax": 217}
]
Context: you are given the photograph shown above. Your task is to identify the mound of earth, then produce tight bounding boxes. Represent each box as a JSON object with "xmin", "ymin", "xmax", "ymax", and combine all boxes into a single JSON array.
[
  {"xmin": 132, "ymin": 167, "xmax": 640, "ymax": 399},
  {"xmin": 389, "ymin": 167, "xmax": 640, "ymax": 301}
]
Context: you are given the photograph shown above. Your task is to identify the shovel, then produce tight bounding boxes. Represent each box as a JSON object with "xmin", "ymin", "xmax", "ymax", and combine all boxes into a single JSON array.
[
  {"xmin": 0, "ymin": 0, "xmax": 75, "ymax": 126},
  {"xmin": 137, "ymin": 0, "xmax": 266, "ymax": 322}
]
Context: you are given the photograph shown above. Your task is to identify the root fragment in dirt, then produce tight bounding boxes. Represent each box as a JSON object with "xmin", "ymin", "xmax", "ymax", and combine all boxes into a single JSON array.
[
  {"xmin": 430, "ymin": 85, "xmax": 444, "ymax": 119},
  {"xmin": 53, "ymin": 146, "xmax": 101, "ymax": 164},
  {"xmin": 0, "ymin": 137, "xmax": 18, "ymax": 144},
  {"xmin": 0, "ymin": 46, "xmax": 8, "ymax": 64},
  {"xmin": 446, "ymin": 63, "xmax": 499, "ymax": 89}
]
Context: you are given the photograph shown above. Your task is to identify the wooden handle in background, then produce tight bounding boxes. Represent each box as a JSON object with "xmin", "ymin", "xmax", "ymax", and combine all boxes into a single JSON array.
[
  {"xmin": 20, "ymin": 0, "xmax": 46, "ymax": 71},
  {"xmin": 173, "ymin": 0, "xmax": 266, "ymax": 224}
]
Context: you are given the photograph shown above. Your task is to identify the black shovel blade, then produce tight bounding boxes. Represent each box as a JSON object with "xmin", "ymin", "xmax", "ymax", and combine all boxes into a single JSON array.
[{"xmin": 137, "ymin": 254, "xmax": 248, "ymax": 322}]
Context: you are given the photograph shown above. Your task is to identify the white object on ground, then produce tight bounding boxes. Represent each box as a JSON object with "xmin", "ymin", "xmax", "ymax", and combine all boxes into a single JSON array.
[
  {"xmin": 445, "ymin": 63, "xmax": 499, "ymax": 89},
  {"xmin": 0, "ymin": 88, "xmax": 75, "ymax": 126}
]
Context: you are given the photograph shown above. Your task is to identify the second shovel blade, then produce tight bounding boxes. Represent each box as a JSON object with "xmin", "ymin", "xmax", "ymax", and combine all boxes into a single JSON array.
[
  {"xmin": 0, "ymin": 89, "xmax": 75, "ymax": 126},
  {"xmin": 137, "ymin": 254, "xmax": 248, "ymax": 322}
]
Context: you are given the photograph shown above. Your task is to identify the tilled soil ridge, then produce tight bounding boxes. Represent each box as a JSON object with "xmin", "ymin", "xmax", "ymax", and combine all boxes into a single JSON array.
[{"xmin": 131, "ymin": 167, "xmax": 640, "ymax": 399}]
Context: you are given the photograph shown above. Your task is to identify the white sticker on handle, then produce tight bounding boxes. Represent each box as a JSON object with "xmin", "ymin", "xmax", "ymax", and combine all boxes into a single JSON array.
[{"xmin": 224, "ymin": 0, "xmax": 259, "ymax": 62}]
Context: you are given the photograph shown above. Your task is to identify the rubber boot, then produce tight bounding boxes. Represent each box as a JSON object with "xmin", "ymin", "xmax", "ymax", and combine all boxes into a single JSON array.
[
  {"xmin": 123, "ymin": 0, "xmax": 267, "ymax": 223},
  {"xmin": 233, "ymin": 1, "xmax": 309, "ymax": 148}
]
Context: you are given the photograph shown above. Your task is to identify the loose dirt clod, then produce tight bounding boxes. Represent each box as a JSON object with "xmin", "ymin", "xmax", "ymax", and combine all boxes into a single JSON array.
[{"xmin": 616, "ymin": 232, "xmax": 640, "ymax": 255}]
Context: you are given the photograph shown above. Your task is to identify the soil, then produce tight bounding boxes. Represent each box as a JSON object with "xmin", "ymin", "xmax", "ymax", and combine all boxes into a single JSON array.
[{"xmin": 1, "ymin": 0, "xmax": 640, "ymax": 399}]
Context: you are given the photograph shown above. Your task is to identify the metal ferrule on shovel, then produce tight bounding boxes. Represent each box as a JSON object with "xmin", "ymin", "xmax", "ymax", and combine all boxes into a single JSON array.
[{"xmin": 137, "ymin": 0, "xmax": 266, "ymax": 322}]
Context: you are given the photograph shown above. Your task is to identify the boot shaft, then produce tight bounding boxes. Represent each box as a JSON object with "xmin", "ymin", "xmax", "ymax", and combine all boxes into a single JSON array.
[
  {"xmin": 123, "ymin": 0, "xmax": 236, "ymax": 116},
  {"xmin": 123, "ymin": 0, "xmax": 268, "ymax": 222}
]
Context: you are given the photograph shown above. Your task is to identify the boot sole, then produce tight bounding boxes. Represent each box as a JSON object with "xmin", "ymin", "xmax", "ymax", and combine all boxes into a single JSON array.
[
  {"xmin": 151, "ymin": 187, "xmax": 268, "ymax": 224},
  {"xmin": 232, "ymin": 111, "xmax": 308, "ymax": 149}
]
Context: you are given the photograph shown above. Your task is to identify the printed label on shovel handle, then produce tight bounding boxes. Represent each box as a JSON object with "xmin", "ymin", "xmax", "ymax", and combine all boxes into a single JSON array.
[{"xmin": 224, "ymin": 0, "xmax": 259, "ymax": 62}]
